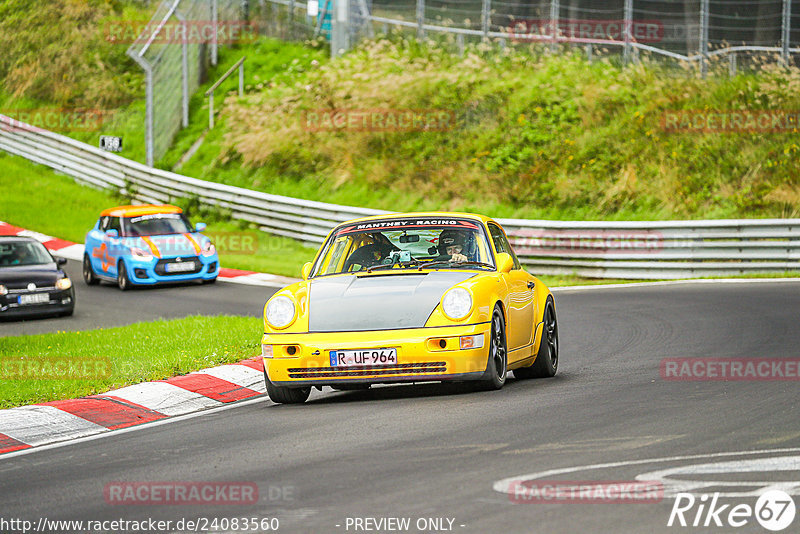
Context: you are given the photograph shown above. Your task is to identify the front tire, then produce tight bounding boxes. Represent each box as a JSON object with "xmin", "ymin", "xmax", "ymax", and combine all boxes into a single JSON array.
[
  {"xmin": 475, "ymin": 305, "xmax": 507, "ymax": 390},
  {"xmin": 117, "ymin": 260, "xmax": 131, "ymax": 291},
  {"xmin": 514, "ymin": 297, "xmax": 558, "ymax": 379},
  {"xmin": 83, "ymin": 255, "xmax": 98, "ymax": 285},
  {"xmin": 264, "ymin": 368, "xmax": 311, "ymax": 404}
]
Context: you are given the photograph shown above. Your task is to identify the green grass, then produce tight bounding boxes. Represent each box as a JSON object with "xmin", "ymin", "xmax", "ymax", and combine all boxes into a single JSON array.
[
  {"xmin": 0, "ymin": 315, "xmax": 261, "ymax": 409},
  {"xmin": 0, "ymin": 151, "xmax": 317, "ymax": 277}
]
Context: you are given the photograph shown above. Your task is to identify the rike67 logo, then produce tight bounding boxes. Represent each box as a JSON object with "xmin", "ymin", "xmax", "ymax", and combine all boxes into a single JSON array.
[{"xmin": 668, "ymin": 490, "xmax": 796, "ymax": 531}]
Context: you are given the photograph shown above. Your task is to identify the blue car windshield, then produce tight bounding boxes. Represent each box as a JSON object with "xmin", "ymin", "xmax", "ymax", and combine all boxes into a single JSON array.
[
  {"xmin": 0, "ymin": 241, "xmax": 54, "ymax": 267},
  {"xmin": 123, "ymin": 214, "xmax": 193, "ymax": 237}
]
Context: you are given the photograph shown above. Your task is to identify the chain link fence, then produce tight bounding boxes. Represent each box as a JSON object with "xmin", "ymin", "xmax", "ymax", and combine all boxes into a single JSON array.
[
  {"xmin": 126, "ymin": 0, "xmax": 246, "ymax": 166},
  {"xmin": 256, "ymin": 0, "xmax": 798, "ymax": 68}
]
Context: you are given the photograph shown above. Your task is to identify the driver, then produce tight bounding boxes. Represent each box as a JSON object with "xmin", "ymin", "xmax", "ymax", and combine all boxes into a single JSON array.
[{"xmin": 437, "ymin": 229, "xmax": 470, "ymax": 263}]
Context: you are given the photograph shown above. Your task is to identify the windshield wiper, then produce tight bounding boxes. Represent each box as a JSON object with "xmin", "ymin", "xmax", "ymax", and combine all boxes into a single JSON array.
[
  {"xmin": 366, "ymin": 260, "xmax": 422, "ymax": 273},
  {"xmin": 418, "ymin": 260, "xmax": 495, "ymax": 271}
]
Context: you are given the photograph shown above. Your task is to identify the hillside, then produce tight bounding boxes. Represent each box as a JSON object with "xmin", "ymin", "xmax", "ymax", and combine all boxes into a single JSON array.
[{"xmin": 171, "ymin": 37, "xmax": 800, "ymax": 221}]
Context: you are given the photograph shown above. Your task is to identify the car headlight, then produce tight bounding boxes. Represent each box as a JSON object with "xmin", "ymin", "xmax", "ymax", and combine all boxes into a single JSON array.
[
  {"xmin": 0, "ymin": 284, "xmax": 7, "ymax": 296},
  {"xmin": 266, "ymin": 296, "xmax": 296, "ymax": 329},
  {"xmin": 131, "ymin": 247, "xmax": 153, "ymax": 260},
  {"xmin": 202, "ymin": 241, "xmax": 216, "ymax": 256},
  {"xmin": 441, "ymin": 287, "xmax": 472, "ymax": 321},
  {"xmin": 55, "ymin": 278, "xmax": 72, "ymax": 290}
]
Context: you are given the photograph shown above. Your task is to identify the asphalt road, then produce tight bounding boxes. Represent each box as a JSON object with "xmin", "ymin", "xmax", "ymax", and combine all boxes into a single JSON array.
[
  {"xmin": 0, "ymin": 259, "xmax": 277, "ymax": 336},
  {"xmin": 2, "ymin": 281, "xmax": 800, "ymax": 533}
]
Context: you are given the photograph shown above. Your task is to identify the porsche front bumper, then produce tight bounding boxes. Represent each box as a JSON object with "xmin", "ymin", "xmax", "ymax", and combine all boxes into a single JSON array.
[{"xmin": 262, "ymin": 322, "xmax": 492, "ymax": 386}]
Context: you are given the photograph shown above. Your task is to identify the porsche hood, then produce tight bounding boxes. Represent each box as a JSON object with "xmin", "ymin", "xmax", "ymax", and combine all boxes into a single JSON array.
[{"xmin": 308, "ymin": 271, "xmax": 475, "ymax": 332}]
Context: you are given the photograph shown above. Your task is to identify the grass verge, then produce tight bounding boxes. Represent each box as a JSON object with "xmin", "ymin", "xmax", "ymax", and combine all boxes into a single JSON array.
[{"xmin": 0, "ymin": 315, "xmax": 261, "ymax": 409}]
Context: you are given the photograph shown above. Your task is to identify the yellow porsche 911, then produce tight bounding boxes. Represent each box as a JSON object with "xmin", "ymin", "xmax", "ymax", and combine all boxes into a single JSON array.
[{"xmin": 261, "ymin": 212, "xmax": 559, "ymax": 404}]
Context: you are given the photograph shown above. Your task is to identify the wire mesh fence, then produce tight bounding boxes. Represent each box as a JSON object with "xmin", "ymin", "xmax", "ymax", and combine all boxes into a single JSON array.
[
  {"xmin": 126, "ymin": 0, "xmax": 246, "ymax": 166},
  {"xmin": 257, "ymin": 0, "xmax": 798, "ymax": 68}
]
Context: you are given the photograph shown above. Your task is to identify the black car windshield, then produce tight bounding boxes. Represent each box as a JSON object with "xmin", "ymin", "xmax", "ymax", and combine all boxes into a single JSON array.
[
  {"xmin": 311, "ymin": 217, "xmax": 495, "ymax": 276},
  {"xmin": 0, "ymin": 241, "xmax": 54, "ymax": 267},
  {"xmin": 123, "ymin": 213, "xmax": 193, "ymax": 237}
]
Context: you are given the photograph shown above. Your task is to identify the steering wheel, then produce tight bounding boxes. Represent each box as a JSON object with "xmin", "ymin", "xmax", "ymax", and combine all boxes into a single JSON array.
[{"xmin": 343, "ymin": 244, "xmax": 388, "ymax": 272}]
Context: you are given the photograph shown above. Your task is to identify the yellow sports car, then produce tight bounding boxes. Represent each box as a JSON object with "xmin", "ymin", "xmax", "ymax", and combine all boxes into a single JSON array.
[{"xmin": 261, "ymin": 212, "xmax": 559, "ymax": 404}]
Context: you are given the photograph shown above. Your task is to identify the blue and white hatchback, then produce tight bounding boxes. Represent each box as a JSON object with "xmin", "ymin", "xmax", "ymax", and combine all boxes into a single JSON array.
[{"xmin": 83, "ymin": 205, "xmax": 219, "ymax": 290}]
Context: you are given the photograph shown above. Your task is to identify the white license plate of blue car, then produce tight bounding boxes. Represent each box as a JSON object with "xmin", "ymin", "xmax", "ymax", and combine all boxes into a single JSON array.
[
  {"xmin": 165, "ymin": 262, "xmax": 195, "ymax": 273},
  {"xmin": 330, "ymin": 348, "xmax": 398, "ymax": 367}
]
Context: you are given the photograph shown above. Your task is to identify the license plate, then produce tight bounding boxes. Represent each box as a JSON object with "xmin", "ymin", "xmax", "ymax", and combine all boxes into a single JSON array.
[
  {"xmin": 18, "ymin": 293, "xmax": 49, "ymax": 305},
  {"xmin": 165, "ymin": 261, "xmax": 195, "ymax": 273},
  {"xmin": 330, "ymin": 348, "xmax": 398, "ymax": 367}
]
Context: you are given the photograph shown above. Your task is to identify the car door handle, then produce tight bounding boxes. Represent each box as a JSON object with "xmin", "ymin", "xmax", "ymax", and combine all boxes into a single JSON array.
[{"xmin": 527, "ymin": 281, "xmax": 535, "ymax": 289}]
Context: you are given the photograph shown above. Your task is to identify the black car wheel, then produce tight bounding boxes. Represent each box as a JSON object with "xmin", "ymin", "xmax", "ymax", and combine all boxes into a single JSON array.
[
  {"xmin": 264, "ymin": 368, "xmax": 311, "ymax": 404},
  {"xmin": 515, "ymin": 296, "xmax": 559, "ymax": 379},
  {"xmin": 475, "ymin": 304, "xmax": 507, "ymax": 390},
  {"xmin": 83, "ymin": 255, "xmax": 98, "ymax": 285},
  {"xmin": 117, "ymin": 260, "xmax": 130, "ymax": 291}
]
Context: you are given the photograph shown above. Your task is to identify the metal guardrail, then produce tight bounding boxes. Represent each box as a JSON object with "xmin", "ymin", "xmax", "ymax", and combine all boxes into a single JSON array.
[{"xmin": 2, "ymin": 113, "xmax": 799, "ymax": 279}]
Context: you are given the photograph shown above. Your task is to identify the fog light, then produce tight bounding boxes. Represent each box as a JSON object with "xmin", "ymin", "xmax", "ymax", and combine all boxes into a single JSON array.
[
  {"xmin": 134, "ymin": 268, "xmax": 148, "ymax": 279},
  {"xmin": 208, "ymin": 262, "xmax": 217, "ymax": 273},
  {"xmin": 460, "ymin": 334, "xmax": 484, "ymax": 350}
]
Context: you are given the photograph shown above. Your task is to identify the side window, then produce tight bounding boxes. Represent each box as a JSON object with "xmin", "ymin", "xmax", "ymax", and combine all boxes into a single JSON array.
[
  {"xmin": 108, "ymin": 217, "xmax": 122, "ymax": 234},
  {"xmin": 489, "ymin": 224, "xmax": 521, "ymax": 270},
  {"xmin": 98, "ymin": 216, "xmax": 110, "ymax": 231}
]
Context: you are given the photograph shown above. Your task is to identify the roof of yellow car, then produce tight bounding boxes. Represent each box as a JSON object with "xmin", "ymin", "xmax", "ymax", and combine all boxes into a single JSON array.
[
  {"xmin": 341, "ymin": 211, "xmax": 493, "ymax": 226},
  {"xmin": 100, "ymin": 205, "xmax": 183, "ymax": 218}
]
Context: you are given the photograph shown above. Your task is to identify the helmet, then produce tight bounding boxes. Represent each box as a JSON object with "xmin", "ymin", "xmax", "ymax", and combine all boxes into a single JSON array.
[{"xmin": 437, "ymin": 229, "xmax": 476, "ymax": 258}]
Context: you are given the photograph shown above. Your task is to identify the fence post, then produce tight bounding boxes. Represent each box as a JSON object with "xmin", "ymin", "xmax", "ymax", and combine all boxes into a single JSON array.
[
  {"xmin": 481, "ymin": 0, "xmax": 491, "ymax": 42},
  {"xmin": 289, "ymin": 0, "xmax": 296, "ymax": 39},
  {"xmin": 729, "ymin": 52, "xmax": 737, "ymax": 76},
  {"xmin": 416, "ymin": 0, "xmax": 425, "ymax": 41},
  {"xmin": 586, "ymin": 43, "xmax": 592, "ymax": 62},
  {"xmin": 550, "ymin": 0, "xmax": 559, "ymax": 52},
  {"xmin": 699, "ymin": 0, "xmax": 709, "ymax": 78},
  {"xmin": 623, "ymin": 0, "xmax": 633, "ymax": 64},
  {"xmin": 211, "ymin": 0, "xmax": 219, "ymax": 66},
  {"xmin": 331, "ymin": 0, "xmax": 350, "ymax": 57},
  {"xmin": 782, "ymin": 0, "xmax": 792, "ymax": 65}
]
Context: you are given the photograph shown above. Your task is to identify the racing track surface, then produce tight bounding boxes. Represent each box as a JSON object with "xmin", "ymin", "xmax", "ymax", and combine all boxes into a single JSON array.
[
  {"xmin": 0, "ymin": 258, "xmax": 277, "ymax": 336},
  {"xmin": 2, "ymin": 280, "xmax": 800, "ymax": 533}
]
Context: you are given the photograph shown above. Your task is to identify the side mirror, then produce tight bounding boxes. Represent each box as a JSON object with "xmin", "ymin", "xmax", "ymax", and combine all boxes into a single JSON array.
[
  {"xmin": 496, "ymin": 252, "xmax": 514, "ymax": 273},
  {"xmin": 195, "ymin": 222, "xmax": 207, "ymax": 232},
  {"xmin": 106, "ymin": 229, "xmax": 119, "ymax": 238},
  {"xmin": 301, "ymin": 262, "xmax": 313, "ymax": 280},
  {"xmin": 56, "ymin": 257, "xmax": 67, "ymax": 267}
]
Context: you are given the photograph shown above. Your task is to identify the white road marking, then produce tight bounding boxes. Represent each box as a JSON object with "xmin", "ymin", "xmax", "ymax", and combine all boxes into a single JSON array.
[
  {"xmin": 0, "ymin": 405, "xmax": 108, "ymax": 447},
  {"xmin": 493, "ymin": 447, "xmax": 800, "ymax": 496},
  {"xmin": 635, "ymin": 455, "xmax": 800, "ymax": 497}
]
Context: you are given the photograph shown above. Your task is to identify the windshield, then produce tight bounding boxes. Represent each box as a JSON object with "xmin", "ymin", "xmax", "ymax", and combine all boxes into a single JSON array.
[
  {"xmin": 311, "ymin": 217, "xmax": 494, "ymax": 277},
  {"xmin": 0, "ymin": 241, "xmax": 54, "ymax": 267},
  {"xmin": 122, "ymin": 213, "xmax": 193, "ymax": 237}
]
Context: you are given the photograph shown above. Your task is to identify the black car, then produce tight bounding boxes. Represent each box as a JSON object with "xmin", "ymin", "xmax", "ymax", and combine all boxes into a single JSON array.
[{"xmin": 0, "ymin": 237, "xmax": 75, "ymax": 319}]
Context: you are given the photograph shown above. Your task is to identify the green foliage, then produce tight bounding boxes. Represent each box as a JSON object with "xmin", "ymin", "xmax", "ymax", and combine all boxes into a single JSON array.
[{"xmin": 168, "ymin": 36, "xmax": 800, "ymax": 221}]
